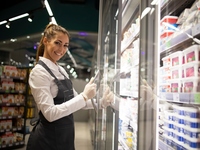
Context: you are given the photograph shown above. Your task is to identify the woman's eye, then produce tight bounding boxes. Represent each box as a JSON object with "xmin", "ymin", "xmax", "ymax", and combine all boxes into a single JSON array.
[
  {"xmin": 55, "ymin": 41, "xmax": 61, "ymax": 46},
  {"xmin": 64, "ymin": 45, "xmax": 69, "ymax": 48}
]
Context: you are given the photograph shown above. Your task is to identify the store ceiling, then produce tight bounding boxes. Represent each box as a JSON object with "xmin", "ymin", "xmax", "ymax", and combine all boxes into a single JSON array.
[{"xmin": 0, "ymin": 0, "xmax": 99, "ymax": 70}]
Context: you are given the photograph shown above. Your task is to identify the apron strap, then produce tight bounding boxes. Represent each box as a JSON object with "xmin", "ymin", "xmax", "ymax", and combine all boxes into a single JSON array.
[{"xmin": 37, "ymin": 60, "xmax": 57, "ymax": 79}]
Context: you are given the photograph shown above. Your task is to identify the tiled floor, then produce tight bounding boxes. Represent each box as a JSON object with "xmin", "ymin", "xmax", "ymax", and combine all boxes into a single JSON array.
[{"xmin": 15, "ymin": 122, "xmax": 93, "ymax": 150}]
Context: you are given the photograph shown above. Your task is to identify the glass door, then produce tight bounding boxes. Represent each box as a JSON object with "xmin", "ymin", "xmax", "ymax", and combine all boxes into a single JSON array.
[{"xmin": 94, "ymin": 0, "xmax": 120, "ymax": 150}]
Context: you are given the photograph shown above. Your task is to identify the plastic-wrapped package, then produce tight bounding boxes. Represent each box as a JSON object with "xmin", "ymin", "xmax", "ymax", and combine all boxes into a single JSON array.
[{"xmin": 177, "ymin": 9, "xmax": 191, "ymax": 24}]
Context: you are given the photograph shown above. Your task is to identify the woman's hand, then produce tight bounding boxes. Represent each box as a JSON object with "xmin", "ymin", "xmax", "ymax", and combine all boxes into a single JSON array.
[
  {"xmin": 101, "ymin": 85, "xmax": 114, "ymax": 108},
  {"xmin": 81, "ymin": 77, "xmax": 97, "ymax": 101}
]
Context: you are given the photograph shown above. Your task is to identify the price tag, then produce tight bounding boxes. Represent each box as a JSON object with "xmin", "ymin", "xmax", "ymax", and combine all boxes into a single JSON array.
[
  {"xmin": 166, "ymin": 40, "xmax": 171, "ymax": 48},
  {"xmin": 159, "ymin": 93, "xmax": 166, "ymax": 99},
  {"xmin": 173, "ymin": 93, "xmax": 179, "ymax": 102}
]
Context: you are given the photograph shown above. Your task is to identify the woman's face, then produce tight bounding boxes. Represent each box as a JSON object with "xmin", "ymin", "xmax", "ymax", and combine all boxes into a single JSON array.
[{"xmin": 43, "ymin": 31, "xmax": 69, "ymax": 63}]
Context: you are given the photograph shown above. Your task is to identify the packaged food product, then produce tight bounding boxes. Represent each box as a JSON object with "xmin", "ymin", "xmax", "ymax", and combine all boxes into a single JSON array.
[
  {"xmin": 183, "ymin": 45, "xmax": 200, "ymax": 63},
  {"xmin": 183, "ymin": 62, "xmax": 200, "ymax": 78},
  {"xmin": 161, "ymin": 16, "xmax": 179, "ymax": 24},
  {"xmin": 169, "ymin": 51, "xmax": 184, "ymax": 66}
]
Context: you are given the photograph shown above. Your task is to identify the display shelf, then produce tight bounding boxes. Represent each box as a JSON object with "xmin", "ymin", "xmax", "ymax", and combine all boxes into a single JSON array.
[
  {"xmin": 121, "ymin": 0, "xmax": 139, "ymax": 31},
  {"xmin": 158, "ymin": 139, "xmax": 174, "ymax": 150},
  {"xmin": 161, "ymin": 135, "xmax": 189, "ymax": 150},
  {"xmin": 0, "ymin": 127, "xmax": 22, "ymax": 133},
  {"xmin": 121, "ymin": 27, "xmax": 139, "ymax": 53},
  {"xmin": 161, "ymin": 0, "xmax": 195, "ymax": 18},
  {"xmin": 160, "ymin": 23, "xmax": 200, "ymax": 59},
  {"xmin": 0, "ymin": 65, "xmax": 33, "ymax": 149},
  {"xmin": 0, "ymin": 141, "xmax": 25, "ymax": 150},
  {"xmin": 118, "ymin": 134, "xmax": 130, "ymax": 150},
  {"xmin": 0, "ymin": 102, "xmax": 24, "ymax": 107},
  {"xmin": 119, "ymin": 117, "xmax": 137, "ymax": 133},
  {"xmin": 159, "ymin": 92, "xmax": 200, "ymax": 104}
]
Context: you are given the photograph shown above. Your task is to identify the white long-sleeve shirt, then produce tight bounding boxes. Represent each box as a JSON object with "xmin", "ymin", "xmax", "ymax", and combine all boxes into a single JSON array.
[{"xmin": 29, "ymin": 57, "xmax": 94, "ymax": 122}]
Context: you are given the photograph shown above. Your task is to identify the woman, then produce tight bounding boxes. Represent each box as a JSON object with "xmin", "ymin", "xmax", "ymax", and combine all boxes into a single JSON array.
[{"xmin": 26, "ymin": 23, "xmax": 101, "ymax": 150}]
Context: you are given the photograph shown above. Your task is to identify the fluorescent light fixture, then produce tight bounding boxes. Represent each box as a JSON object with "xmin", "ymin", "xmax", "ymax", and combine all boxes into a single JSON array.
[
  {"xmin": 49, "ymin": 16, "xmax": 57, "ymax": 25},
  {"xmin": 9, "ymin": 13, "xmax": 29, "ymax": 21},
  {"xmin": 10, "ymin": 39, "xmax": 17, "ymax": 42},
  {"xmin": 0, "ymin": 20, "xmax": 7, "ymax": 25},
  {"xmin": 28, "ymin": 17, "xmax": 33, "ymax": 22},
  {"xmin": 28, "ymin": 15, "xmax": 34, "ymax": 22},
  {"xmin": 6, "ymin": 22, "xmax": 10, "ymax": 28},
  {"xmin": 44, "ymin": 0, "xmax": 53, "ymax": 16}
]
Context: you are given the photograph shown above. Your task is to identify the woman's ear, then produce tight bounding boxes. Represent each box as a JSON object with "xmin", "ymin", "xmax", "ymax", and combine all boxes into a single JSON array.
[{"xmin": 43, "ymin": 37, "xmax": 48, "ymax": 45}]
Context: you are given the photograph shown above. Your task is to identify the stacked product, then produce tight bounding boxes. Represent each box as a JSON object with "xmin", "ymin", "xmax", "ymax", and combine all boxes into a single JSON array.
[
  {"xmin": 159, "ymin": 44, "xmax": 200, "ymax": 99},
  {"xmin": 163, "ymin": 104, "xmax": 200, "ymax": 149}
]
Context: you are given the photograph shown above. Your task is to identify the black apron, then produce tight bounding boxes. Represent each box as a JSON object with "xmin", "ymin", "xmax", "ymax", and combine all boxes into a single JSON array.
[{"xmin": 26, "ymin": 60, "xmax": 75, "ymax": 150}]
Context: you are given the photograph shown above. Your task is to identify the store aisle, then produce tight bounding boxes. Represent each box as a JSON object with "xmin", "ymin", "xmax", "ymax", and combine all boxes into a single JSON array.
[
  {"xmin": 15, "ymin": 122, "xmax": 93, "ymax": 150},
  {"xmin": 74, "ymin": 122, "xmax": 93, "ymax": 150}
]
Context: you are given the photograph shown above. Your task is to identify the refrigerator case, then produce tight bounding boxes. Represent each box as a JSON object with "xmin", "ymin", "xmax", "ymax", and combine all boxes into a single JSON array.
[
  {"xmin": 94, "ymin": 0, "xmax": 158, "ymax": 150},
  {"xmin": 158, "ymin": 0, "xmax": 200, "ymax": 150},
  {"xmin": 94, "ymin": 0, "xmax": 200, "ymax": 150}
]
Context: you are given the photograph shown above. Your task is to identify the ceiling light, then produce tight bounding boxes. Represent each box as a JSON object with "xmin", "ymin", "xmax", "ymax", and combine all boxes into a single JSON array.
[
  {"xmin": 6, "ymin": 22, "xmax": 10, "ymax": 28},
  {"xmin": 0, "ymin": 20, "xmax": 7, "ymax": 25},
  {"xmin": 28, "ymin": 14, "xmax": 34, "ymax": 22},
  {"xmin": 44, "ymin": 0, "xmax": 53, "ymax": 16},
  {"xmin": 9, "ymin": 13, "xmax": 29, "ymax": 21},
  {"xmin": 10, "ymin": 39, "xmax": 17, "ymax": 42},
  {"xmin": 49, "ymin": 16, "xmax": 57, "ymax": 24}
]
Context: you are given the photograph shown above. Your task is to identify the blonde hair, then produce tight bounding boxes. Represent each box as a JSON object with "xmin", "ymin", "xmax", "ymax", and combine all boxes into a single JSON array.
[{"xmin": 36, "ymin": 24, "xmax": 70, "ymax": 62}]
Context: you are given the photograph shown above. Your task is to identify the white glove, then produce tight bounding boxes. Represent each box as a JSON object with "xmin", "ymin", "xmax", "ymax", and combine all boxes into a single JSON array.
[
  {"xmin": 101, "ymin": 85, "xmax": 114, "ymax": 108},
  {"xmin": 140, "ymin": 79, "xmax": 155, "ymax": 101},
  {"xmin": 140, "ymin": 79, "xmax": 157, "ymax": 110},
  {"xmin": 81, "ymin": 77, "xmax": 97, "ymax": 100}
]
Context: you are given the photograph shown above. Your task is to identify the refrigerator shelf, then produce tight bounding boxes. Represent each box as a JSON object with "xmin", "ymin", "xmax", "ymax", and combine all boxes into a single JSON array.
[
  {"xmin": 121, "ymin": 27, "xmax": 139, "ymax": 53},
  {"xmin": 159, "ymin": 92, "xmax": 200, "ymax": 104},
  {"xmin": 161, "ymin": 0, "xmax": 195, "ymax": 19},
  {"xmin": 159, "ymin": 135, "xmax": 192, "ymax": 150},
  {"xmin": 160, "ymin": 23, "xmax": 200, "ymax": 58},
  {"xmin": 158, "ymin": 139, "xmax": 174, "ymax": 150},
  {"xmin": 118, "ymin": 134, "xmax": 132, "ymax": 150}
]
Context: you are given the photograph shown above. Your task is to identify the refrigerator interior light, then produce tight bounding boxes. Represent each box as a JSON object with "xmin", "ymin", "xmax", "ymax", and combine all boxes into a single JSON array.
[
  {"xmin": 141, "ymin": 7, "xmax": 151, "ymax": 19},
  {"xmin": 151, "ymin": 0, "xmax": 159, "ymax": 5}
]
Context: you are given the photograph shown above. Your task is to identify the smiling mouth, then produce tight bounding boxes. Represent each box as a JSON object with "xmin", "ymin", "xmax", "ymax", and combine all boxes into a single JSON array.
[{"xmin": 55, "ymin": 52, "xmax": 62, "ymax": 56}]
